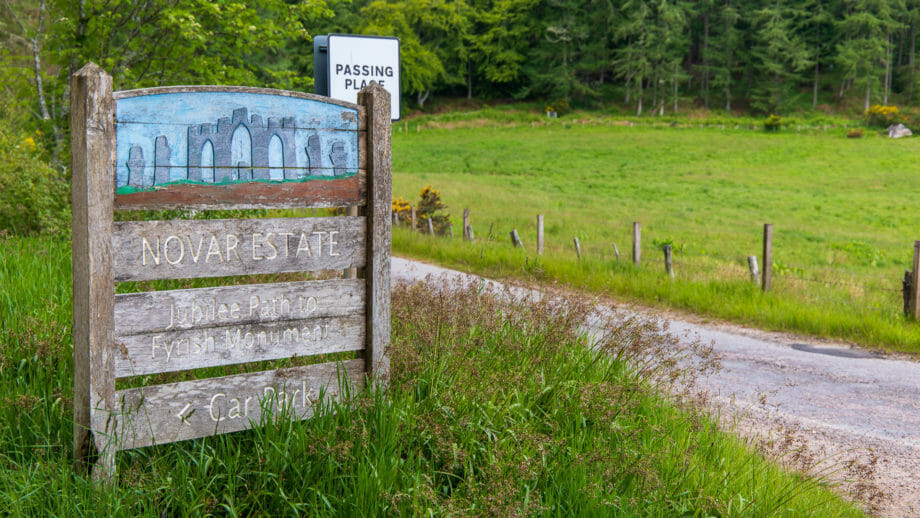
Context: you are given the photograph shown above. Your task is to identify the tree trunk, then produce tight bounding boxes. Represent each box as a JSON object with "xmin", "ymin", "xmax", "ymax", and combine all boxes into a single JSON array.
[
  {"xmin": 625, "ymin": 73, "xmax": 631, "ymax": 103},
  {"xmin": 813, "ymin": 60, "xmax": 820, "ymax": 108},
  {"xmin": 884, "ymin": 33, "xmax": 892, "ymax": 105},
  {"xmin": 910, "ymin": 20, "xmax": 916, "ymax": 101},
  {"xmin": 673, "ymin": 75, "xmax": 678, "ymax": 113},
  {"xmin": 703, "ymin": 11, "xmax": 710, "ymax": 109},
  {"xmin": 636, "ymin": 77, "xmax": 643, "ymax": 116},
  {"xmin": 417, "ymin": 89, "xmax": 430, "ymax": 108},
  {"xmin": 865, "ymin": 84, "xmax": 871, "ymax": 112},
  {"xmin": 466, "ymin": 59, "xmax": 472, "ymax": 99}
]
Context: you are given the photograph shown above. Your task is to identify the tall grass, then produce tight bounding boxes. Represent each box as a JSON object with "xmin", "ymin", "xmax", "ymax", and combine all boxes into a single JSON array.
[{"xmin": 0, "ymin": 236, "xmax": 861, "ymax": 515}]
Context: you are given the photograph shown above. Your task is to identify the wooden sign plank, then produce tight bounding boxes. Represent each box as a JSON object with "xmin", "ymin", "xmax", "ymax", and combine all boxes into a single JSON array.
[
  {"xmin": 115, "ymin": 279, "xmax": 364, "ymax": 335},
  {"xmin": 114, "ymin": 315, "xmax": 365, "ymax": 377},
  {"xmin": 113, "ymin": 217, "xmax": 366, "ymax": 282},
  {"xmin": 115, "ymin": 359, "xmax": 364, "ymax": 450},
  {"xmin": 113, "ymin": 87, "xmax": 365, "ymax": 210}
]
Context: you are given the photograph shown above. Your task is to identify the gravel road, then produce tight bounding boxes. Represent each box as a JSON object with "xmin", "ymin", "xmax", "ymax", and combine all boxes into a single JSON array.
[{"xmin": 391, "ymin": 257, "xmax": 920, "ymax": 517}]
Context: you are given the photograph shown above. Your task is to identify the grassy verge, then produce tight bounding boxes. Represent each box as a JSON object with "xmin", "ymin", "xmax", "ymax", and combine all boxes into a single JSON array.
[
  {"xmin": 0, "ymin": 236, "xmax": 861, "ymax": 515},
  {"xmin": 391, "ymin": 118, "xmax": 920, "ymax": 354}
]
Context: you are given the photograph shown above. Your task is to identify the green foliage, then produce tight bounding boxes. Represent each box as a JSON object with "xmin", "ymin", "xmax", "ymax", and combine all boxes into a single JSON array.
[
  {"xmin": 415, "ymin": 184, "xmax": 450, "ymax": 234},
  {"xmin": 865, "ymin": 104, "xmax": 901, "ymax": 128},
  {"xmin": 0, "ymin": 125, "xmax": 69, "ymax": 235},
  {"xmin": 0, "ymin": 237, "xmax": 864, "ymax": 515},
  {"xmin": 764, "ymin": 113, "xmax": 783, "ymax": 131}
]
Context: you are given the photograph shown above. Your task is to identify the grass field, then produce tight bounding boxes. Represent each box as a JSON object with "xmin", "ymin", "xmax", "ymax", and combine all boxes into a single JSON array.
[
  {"xmin": 391, "ymin": 113, "xmax": 920, "ymax": 354},
  {"xmin": 0, "ymin": 236, "xmax": 865, "ymax": 515}
]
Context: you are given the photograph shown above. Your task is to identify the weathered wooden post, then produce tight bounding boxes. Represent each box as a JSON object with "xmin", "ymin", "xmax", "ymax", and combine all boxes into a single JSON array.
[
  {"xmin": 427, "ymin": 217, "xmax": 434, "ymax": 235},
  {"xmin": 632, "ymin": 222, "xmax": 641, "ymax": 265},
  {"xmin": 510, "ymin": 229, "xmax": 524, "ymax": 250},
  {"xmin": 573, "ymin": 237, "xmax": 582, "ymax": 261},
  {"xmin": 463, "ymin": 208, "xmax": 471, "ymax": 241},
  {"xmin": 536, "ymin": 214, "xmax": 544, "ymax": 255},
  {"xmin": 467, "ymin": 225, "xmax": 475, "ymax": 242},
  {"xmin": 358, "ymin": 82, "xmax": 392, "ymax": 381},
  {"xmin": 762, "ymin": 224, "xmax": 773, "ymax": 292},
  {"xmin": 71, "ymin": 66, "xmax": 390, "ymax": 479},
  {"xmin": 663, "ymin": 244, "xmax": 673, "ymax": 278},
  {"xmin": 903, "ymin": 269, "xmax": 913, "ymax": 317},
  {"xmin": 748, "ymin": 256, "xmax": 759, "ymax": 283},
  {"xmin": 71, "ymin": 63, "xmax": 117, "ymax": 480},
  {"xmin": 410, "ymin": 206, "xmax": 417, "ymax": 231},
  {"xmin": 613, "ymin": 243, "xmax": 621, "ymax": 261},
  {"xmin": 911, "ymin": 241, "xmax": 920, "ymax": 320}
]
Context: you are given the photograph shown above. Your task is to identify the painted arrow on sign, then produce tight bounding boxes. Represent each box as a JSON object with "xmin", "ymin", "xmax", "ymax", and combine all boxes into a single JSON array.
[{"xmin": 176, "ymin": 403, "xmax": 193, "ymax": 425}]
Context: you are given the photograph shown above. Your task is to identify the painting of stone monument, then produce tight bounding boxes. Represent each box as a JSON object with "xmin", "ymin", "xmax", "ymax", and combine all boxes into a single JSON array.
[{"xmin": 115, "ymin": 92, "xmax": 359, "ymax": 192}]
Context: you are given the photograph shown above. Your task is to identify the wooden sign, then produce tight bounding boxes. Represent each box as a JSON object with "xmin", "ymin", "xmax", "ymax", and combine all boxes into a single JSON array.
[{"xmin": 71, "ymin": 63, "xmax": 391, "ymax": 480}]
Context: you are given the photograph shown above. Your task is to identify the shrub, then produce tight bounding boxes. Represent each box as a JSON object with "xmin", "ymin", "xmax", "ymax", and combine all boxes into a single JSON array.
[
  {"xmin": 865, "ymin": 104, "xmax": 900, "ymax": 128},
  {"xmin": 415, "ymin": 185, "xmax": 450, "ymax": 234},
  {"xmin": 763, "ymin": 114, "xmax": 782, "ymax": 132},
  {"xmin": 0, "ymin": 126, "xmax": 69, "ymax": 236},
  {"xmin": 391, "ymin": 196, "xmax": 412, "ymax": 222},
  {"xmin": 553, "ymin": 98, "xmax": 571, "ymax": 116},
  {"xmin": 846, "ymin": 128, "xmax": 864, "ymax": 139}
]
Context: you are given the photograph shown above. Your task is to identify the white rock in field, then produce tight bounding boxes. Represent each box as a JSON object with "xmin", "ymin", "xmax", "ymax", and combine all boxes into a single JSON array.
[{"xmin": 887, "ymin": 123, "xmax": 912, "ymax": 138}]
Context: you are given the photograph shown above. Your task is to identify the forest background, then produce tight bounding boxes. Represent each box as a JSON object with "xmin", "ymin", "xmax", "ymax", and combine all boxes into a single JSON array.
[{"xmin": 0, "ymin": 0, "xmax": 917, "ymax": 234}]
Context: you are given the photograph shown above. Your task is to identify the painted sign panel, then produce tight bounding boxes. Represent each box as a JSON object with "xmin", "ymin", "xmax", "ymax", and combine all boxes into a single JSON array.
[
  {"xmin": 114, "ymin": 279, "xmax": 364, "ymax": 335},
  {"xmin": 115, "ymin": 360, "xmax": 365, "ymax": 450},
  {"xmin": 324, "ymin": 34, "xmax": 400, "ymax": 120},
  {"xmin": 114, "ymin": 280, "xmax": 366, "ymax": 377},
  {"xmin": 115, "ymin": 91, "xmax": 359, "ymax": 192},
  {"xmin": 72, "ymin": 65, "xmax": 391, "ymax": 478},
  {"xmin": 112, "ymin": 217, "xmax": 366, "ymax": 282}
]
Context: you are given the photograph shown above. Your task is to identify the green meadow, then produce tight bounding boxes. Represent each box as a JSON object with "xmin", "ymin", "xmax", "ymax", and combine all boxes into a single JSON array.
[
  {"xmin": 391, "ymin": 112, "xmax": 920, "ymax": 354},
  {"xmin": 0, "ymin": 236, "xmax": 861, "ymax": 515}
]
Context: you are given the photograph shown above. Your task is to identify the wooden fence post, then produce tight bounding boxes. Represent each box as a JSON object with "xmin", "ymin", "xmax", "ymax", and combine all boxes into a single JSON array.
[
  {"xmin": 762, "ymin": 224, "xmax": 773, "ymax": 292},
  {"xmin": 663, "ymin": 244, "xmax": 673, "ymax": 278},
  {"xmin": 903, "ymin": 269, "xmax": 913, "ymax": 317},
  {"xmin": 71, "ymin": 63, "xmax": 116, "ymax": 481},
  {"xmin": 613, "ymin": 243, "xmax": 620, "ymax": 261},
  {"xmin": 748, "ymin": 256, "xmax": 759, "ymax": 283},
  {"xmin": 463, "ymin": 208, "xmax": 471, "ymax": 241},
  {"xmin": 358, "ymin": 82, "xmax": 392, "ymax": 383},
  {"xmin": 410, "ymin": 206, "xmax": 417, "ymax": 231},
  {"xmin": 536, "ymin": 214, "xmax": 544, "ymax": 255},
  {"xmin": 467, "ymin": 225, "xmax": 475, "ymax": 242},
  {"xmin": 574, "ymin": 237, "xmax": 582, "ymax": 260},
  {"xmin": 510, "ymin": 229, "xmax": 524, "ymax": 250},
  {"xmin": 632, "ymin": 222, "xmax": 641, "ymax": 265},
  {"xmin": 427, "ymin": 218, "xmax": 434, "ymax": 235},
  {"xmin": 912, "ymin": 241, "xmax": 920, "ymax": 320}
]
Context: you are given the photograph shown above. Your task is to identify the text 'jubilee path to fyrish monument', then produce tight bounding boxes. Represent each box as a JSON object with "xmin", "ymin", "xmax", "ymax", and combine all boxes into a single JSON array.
[{"xmin": 115, "ymin": 91, "xmax": 360, "ymax": 193}]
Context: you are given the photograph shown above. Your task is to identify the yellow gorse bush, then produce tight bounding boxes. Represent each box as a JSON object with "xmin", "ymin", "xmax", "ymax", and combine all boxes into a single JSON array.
[{"xmin": 866, "ymin": 104, "xmax": 900, "ymax": 127}]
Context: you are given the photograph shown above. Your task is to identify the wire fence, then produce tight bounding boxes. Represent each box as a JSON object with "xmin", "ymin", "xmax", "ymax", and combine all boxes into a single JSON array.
[{"xmin": 396, "ymin": 211, "xmax": 914, "ymax": 315}]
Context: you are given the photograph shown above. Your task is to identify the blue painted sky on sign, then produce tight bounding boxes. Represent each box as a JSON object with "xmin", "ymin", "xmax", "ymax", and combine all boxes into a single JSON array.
[{"xmin": 115, "ymin": 92, "xmax": 359, "ymax": 187}]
